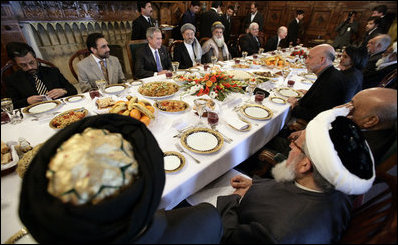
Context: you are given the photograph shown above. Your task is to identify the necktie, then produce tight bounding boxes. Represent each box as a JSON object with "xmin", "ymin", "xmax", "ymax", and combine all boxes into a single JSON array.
[
  {"xmin": 155, "ymin": 50, "xmax": 162, "ymax": 72},
  {"xmin": 99, "ymin": 60, "xmax": 109, "ymax": 82},
  {"xmin": 33, "ymin": 74, "xmax": 48, "ymax": 95},
  {"xmin": 148, "ymin": 18, "xmax": 152, "ymax": 26}
]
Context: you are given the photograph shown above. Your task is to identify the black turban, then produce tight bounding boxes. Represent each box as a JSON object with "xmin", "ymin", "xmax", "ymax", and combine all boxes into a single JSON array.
[{"xmin": 19, "ymin": 114, "xmax": 165, "ymax": 243}]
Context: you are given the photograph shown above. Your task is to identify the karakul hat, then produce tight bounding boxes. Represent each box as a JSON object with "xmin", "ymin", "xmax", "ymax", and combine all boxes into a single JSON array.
[{"xmin": 181, "ymin": 23, "xmax": 196, "ymax": 34}]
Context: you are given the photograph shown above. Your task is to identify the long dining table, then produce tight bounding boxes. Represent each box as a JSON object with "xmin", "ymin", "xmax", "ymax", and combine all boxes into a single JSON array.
[{"xmin": 1, "ymin": 50, "xmax": 315, "ymax": 243}]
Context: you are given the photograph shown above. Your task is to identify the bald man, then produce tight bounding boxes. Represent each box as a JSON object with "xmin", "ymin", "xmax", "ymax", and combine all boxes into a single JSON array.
[
  {"xmin": 240, "ymin": 22, "xmax": 261, "ymax": 56},
  {"xmin": 264, "ymin": 26, "xmax": 288, "ymax": 52},
  {"xmin": 287, "ymin": 44, "xmax": 348, "ymax": 124},
  {"xmin": 344, "ymin": 88, "xmax": 397, "ymax": 163},
  {"xmin": 364, "ymin": 34, "xmax": 391, "ymax": 76}
]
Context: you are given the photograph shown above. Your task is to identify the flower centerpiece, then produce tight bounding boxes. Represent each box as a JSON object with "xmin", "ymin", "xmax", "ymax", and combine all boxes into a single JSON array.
[
  {"xmin": 290, "ymin": 49, "xmax": 307, "ymax": 59},
  {"xmin": 181, "ymin": 70, "xmax": 244, "ymax": 101}
]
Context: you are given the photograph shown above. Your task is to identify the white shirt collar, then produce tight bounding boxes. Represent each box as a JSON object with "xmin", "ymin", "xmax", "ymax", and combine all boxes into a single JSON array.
[
  {"xmin": 251, "ymin": 11, "xmax": 257, "ymax": 16},
  {"xmin": 368, "ymin": 27, "xmax": 377, "ymax": 35},
  {"xmin": 295, "ymin": 17, "xmax": 300, "ymax": 23},
  {"xmin": 143, "ymin": 15, "xmax": 150, "ymax": 22},
  {"xmin": 184, "ymin": 42, "xmax": 195, "ymax": 63},
  {"xmin": 91, "ymin": 54, "xmax": 107, "ymax": 68},
  {"xmin": 211, "ymin": 7, "xmax": 218, "ymax": 12},
  {"xmin": 295, "ymin": 181, "xmax": 324, "ymax": 193}
]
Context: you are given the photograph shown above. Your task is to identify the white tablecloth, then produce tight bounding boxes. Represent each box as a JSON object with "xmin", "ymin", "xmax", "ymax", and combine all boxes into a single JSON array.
[{"xmin": 1, "ymin": 55, "xmax": 313, "ymax": 243}]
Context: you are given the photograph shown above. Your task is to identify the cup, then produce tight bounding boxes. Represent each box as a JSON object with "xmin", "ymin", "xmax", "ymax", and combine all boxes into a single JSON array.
[
  {"xmin": 207, "ymin": 111, "xmax": 219, "ymax": 128},
  {"xmin": 95, "ymin": 80, "xmax": 107, "ymax": 93},
  {"xmin": 234, "ymin": 58, "xmax": 240, "ymax": 64},
  {"xmin": 89, "ymin": 89, "xmax": 101, "ymax": 99},
  {"xmin": 1, "ymin": 111, "xmax": 10, "ymax": 124},
  {"xmin": 254, "ymin": 91, "xmax": 265, "ymax": 104},
  {"xmin": 242, "ymin": 51, "xmax": 248, "ymax": 59},
  {"xmin": 258, "ymin": 48, "xmax": 264, "ymax": 55},
  {"xmin": 166, "ymin": 71, "xmax": 173, "ymax": 78},
  {"xmin": 287, "ymin": 80, "xmax": 295, "ymax": 87},
  {"xmin": 204, "ymin": 63, "xmax": 210, "ymax": 71},
  {"xmin": 253, "ymin": 54, "xmax": 258, "ymax": 59},
  {"xmin": 172, "ymin": 61, "xmax": 180, "ymax": 73}
]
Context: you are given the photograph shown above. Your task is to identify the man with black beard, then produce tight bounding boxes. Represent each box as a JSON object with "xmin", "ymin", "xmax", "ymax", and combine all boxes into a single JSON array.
[
  {"xmin": 201, "ymin": 21, "xmax": 231, "ymax": 64},
  {"xmin": 5, "ymin": 42, "xmax": 77, "ymax": 109},
  {"xmin": 77, "ymin": 33, "xmax": 125, "ymax": 92},
  {"xmin": 217, "ymin": 108, "xmax": 375, "ymax": 243}
]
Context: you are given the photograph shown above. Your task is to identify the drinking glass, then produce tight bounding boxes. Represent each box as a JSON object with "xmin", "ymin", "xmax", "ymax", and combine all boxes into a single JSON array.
[
  {"xmin": 95, "ymin": 80, "xmax": 107, "ymax": 93},
  {"xmin": 194, "ymin": 99, "xmax": 207, "ymax": 125},
  {"xmin": 1, "ymin": 98, "xmax": 20, "ymax": 124},
  {"xmin": 287, "ymin": 80, "xmax": 295, "ymax": 88},
  {"xmin": 207, "ymin": 111, "xmax": 219, "ymax": 129},
  {"xmin": 245, "ymin": 80, "xmax": 257, "ymax": 102},
  {"xmin": 258, "ymin": 48, "xmax": 264, "ymax": 56},
  {"xmin": 89, "ymin": 88, "xmax": 101, "ymax": 99},
  {"xmin": 234, "ymin": 58, "xmax": 241, "ymax": 64},
  {"xmin": 172, "ymin": 61, "xmax": 180, "ymax": 74},
  {"xmin": 242, "ymin": 51, "xmax": 248, "ymax": 60},
  {"xmin": 166, "ymin": 71, "xmax": 173, "ymax": 78},
  {"xmin": 254, "ymin": 91, "xmax": 265, "ymax": 104},
  {"xmin": 211, "ymin": 56, "xmax": 217, "ymax": 67},
  {"xmin": 204, "ymin": 63, "xmax": 210, "ymax": 71}
]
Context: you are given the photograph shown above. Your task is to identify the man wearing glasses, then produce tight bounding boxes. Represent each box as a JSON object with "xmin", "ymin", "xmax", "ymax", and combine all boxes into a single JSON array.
[{"xmin": 5, "ymin": 42, "xmax": 77, "ymax": 109}]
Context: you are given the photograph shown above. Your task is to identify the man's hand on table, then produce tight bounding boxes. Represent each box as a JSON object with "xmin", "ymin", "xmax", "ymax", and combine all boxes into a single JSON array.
[
  {"xmin": 230, "ymin": 175, "xmax": 252, "ymax": 197},
  {"xmin": 47, "ymin": 88, "xmax": 67, "ymax": 99},
  {"xmin": 27, "ymin": 95, "xmax": 46, "ymax": 104},
  {"xmin": 287, "ymin": 97, "xmax": 298, "ymax": 109},
  {"xmin": 157, "ymin": 70, "xmax": 170, "ymax": 76}
]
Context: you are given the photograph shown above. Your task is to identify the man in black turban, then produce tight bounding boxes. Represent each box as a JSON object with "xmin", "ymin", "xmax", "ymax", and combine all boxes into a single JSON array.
[{"xmin": 19, "ymin": 114, "xmax": 222, "ymax": 243}]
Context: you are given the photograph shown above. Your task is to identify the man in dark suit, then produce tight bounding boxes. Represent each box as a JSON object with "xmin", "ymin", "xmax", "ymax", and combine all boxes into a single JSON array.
[
  {"xmin": 172, "ymin": 1, "xmax": 200, "ymax": 40},
  {"xmin": 360, "ymin": 16, "xmax": 382, "ymax": 48},
  {"xmin": 221, "ymin": 5, "xmax": 234, "ymax": 43},
  {"xmin": 371, "ymin": 5, "xmax": 393, "ymax": 34},
  {"xmin": 363, "ymin": 34, "xmax": 391, "ymax": 84},
  {"xmin": 131, "ymin": 1, "xmax": 156, "ymax": 40},
  {"xmin": 287, "ymin": 10, "xmax": 304, "ymax": 46},
  {"xmin": 173, "ymin": 23, "xmax": 202, "ymax": 69},
  {"xmin": 134, "ymin": 27, "xmax": 172, "ymax": 79},
  {"xmin": 243, "ymin": 2, "xmax": 264, "ymax": 32},
  {"xmin": 199, "ymin": 1, "xmax": 223, "ymax": 39},
  {"xmin": 363, "ymin": 39, "xmax": 395, "ymax": 89},
  {"xmin": 264, "ymin": 26, "xmax": 288, "ymax": 52},
  {"xmin": 240, "ymin": 22, "xmax": 261, "ymax": 56},
  {"xmin": 5, "ymin": 42, "xmax": 77, "ymax": 109}
]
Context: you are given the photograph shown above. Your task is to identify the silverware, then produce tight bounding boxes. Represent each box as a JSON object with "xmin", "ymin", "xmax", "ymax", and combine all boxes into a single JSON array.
[
  {"xmin": 4, "ymin": 227, "xmax": 29, "ymax": 244},
  {"xmin": 211, "ymin": 127, "xmax": 233, "ymax": 143},
  {"xmin": 175, "ymin": 143, "xmax": 200, "ymax": 164},
  {"xmin": 173, "ymin": 126, "xmax": 195, "ymax": 138},
  {"xmin": 17, "ymin": 108, "xmax": 23, "ymax": 119},
  {"xmin": 60, "ymin": 98, "xmax": 66, "ymax": 105}
]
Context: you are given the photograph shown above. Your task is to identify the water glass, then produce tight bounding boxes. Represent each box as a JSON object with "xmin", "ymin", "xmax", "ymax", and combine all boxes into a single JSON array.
[
  {"xmin": 1, "ymin": 98, "xmax": 20, "ymax": 124},
  {"xmin": 242, "ymin": 51, "xmax": 248, "ymax": 60},
  {"xmin": 95, "ymin": 80, "xmax": 107, "ymax": 93},
  {"xmin": 246, "ymin": 80, "xmax": 257, "ymax": 102},
  {"xmin": 194, "ymin": 99, "xmax": 207, "ymax": 124},
  {"xmin": 258, "ymin": 48, "xmax": 264, "ymax": 56},
  {"xmin": 211, "ymin": 56, "xmax": 217, "ymax": 67},
  {"xmin": 172, "ymin": 61, "xmax": 180, "ymax": 74}
]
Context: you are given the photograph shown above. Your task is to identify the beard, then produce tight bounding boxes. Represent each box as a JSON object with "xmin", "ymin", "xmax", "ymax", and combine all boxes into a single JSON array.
[
  {"xmin": 213, "ymin": 36, "xmax": 225, "ymax": 48},
  {"xmin": 185, "ymin": 38, "xmax": 194, "ymax": 45},
  {"xmin": 271, "ymin": 160, "xmax": 296, "ymax": 182},
  {"xmin": 99, "ymin": 52, "xmax": 110, "ymax": 59},
  {"xmin": 375, "ymin": 55, "xmax": 389, "ymax": 68}
]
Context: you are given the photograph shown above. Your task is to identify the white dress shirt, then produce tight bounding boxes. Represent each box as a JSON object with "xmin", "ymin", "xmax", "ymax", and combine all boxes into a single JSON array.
[
  {"xmin": 184, "ymin": 42, "xmax": 196, "ymax": 64},
  {"xmin": 251, "ymin": 11, "xmax": 257, "ymax": 22}
]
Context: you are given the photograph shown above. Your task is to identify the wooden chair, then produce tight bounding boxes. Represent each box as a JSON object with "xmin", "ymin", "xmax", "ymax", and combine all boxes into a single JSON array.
[
  {"xmin": 1, "ymin": 58, "xmax": 56, "ymax": 98},
  {"xmin": 168, "ymin": 40, "xmax": 183, "ymax": 60},
  {"xmin": 378, "ymin": 68, "xmax": 397, "ymax": 89},
  {"xmin": 68, "ymin": 49, "xmax": 91, "ymax": 81},
  {"xmin": 199, "ymin": 37, "xmax": 210, "ymax": 46},
  {"xmin": 237, "ymin": 33, "xmax": 246, "ymax": 56},
  {"xmin": 125, "ymin": 39, "xmax": 148, "ymax": 78}
]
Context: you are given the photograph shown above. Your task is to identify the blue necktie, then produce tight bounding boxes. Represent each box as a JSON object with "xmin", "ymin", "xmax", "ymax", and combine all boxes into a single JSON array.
[{"xmin": 155, "ymin": 50, "xmax": 162, "ymax": 72}]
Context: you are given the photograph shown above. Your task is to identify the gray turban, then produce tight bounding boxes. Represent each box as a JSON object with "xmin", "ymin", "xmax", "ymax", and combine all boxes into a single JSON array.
[
  {"xmin": 181, "ymin": 23, "xmax": 196, "ymax": 34},
  {"xmin": 211, "ymin": 21, "xmax": 225, "ymax": 32}
]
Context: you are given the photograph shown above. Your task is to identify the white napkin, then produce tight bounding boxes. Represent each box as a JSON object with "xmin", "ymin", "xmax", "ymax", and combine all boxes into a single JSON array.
[
  {"xmin": 223, "ymin": 96, "xmax": 242, "ymax": 109},
  {"xmin": 226, "ymin": 116, "xmax": 249, "ymax": 130}
]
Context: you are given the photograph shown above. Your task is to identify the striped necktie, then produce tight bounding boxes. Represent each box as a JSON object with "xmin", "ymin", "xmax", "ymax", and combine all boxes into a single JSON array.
[
  {"xmin": 33, "ymin": 74, "xmax": 48, "ymax": 95},
  {"xmin": 99, "ymin": 60, "xmax": 109, "ymax": 82}
]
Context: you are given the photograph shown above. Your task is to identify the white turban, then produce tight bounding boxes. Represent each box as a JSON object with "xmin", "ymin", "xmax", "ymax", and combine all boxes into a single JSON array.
[{"xmin": 305, "ymin": 107, "xmax": 375, "ymax": 195}]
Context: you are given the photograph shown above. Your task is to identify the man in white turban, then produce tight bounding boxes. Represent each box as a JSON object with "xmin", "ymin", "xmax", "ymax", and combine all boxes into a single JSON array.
[
  {"xmin": 217, "ymin": 107, "xmax": 375, "ymax": 243},
  {"xmin": 201, "ymin": 21, "xmax": 231, "ymax": 64}
]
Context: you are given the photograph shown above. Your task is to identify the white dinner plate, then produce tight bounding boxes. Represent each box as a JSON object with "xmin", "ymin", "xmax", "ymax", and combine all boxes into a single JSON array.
[
  {"xmin": 181, "ymin": 128, "xmax": 223, "ymax": 154},
  {"xmin": 269, "ymin": 96, "xmax": 287, "ymax": 104},
  {"xmin": 164, "ymin": 151, "xmax": 185, "ymax": 173},
  {"xmin": 64, "ymin": 94, "xmax": 85, "ymax": 103},
  {"xmin": 22, "ymin": 100, "xmax": 61, "ymax": 114},
  {"xmin": 240, "ymin": 104, "xmax": 273, "ymax": 120},
  {"xmin": 104, "ymin": 84, "xmax": 127, "ymax": 94},
  {"xmin": 276, "ymin": 87, "xmax": 302, "ymax": 98},
  {"xmin": 1, "ymin": 144, "xmax": 19, "ymax": 171}
]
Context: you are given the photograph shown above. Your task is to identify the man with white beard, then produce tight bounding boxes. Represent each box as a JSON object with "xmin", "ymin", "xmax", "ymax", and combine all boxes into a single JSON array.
[
  {"xmin": 201, "ymin": 21, "xmax": 231, "ymax": 64},
  {"xmin": 363, "ymin": 41, "xmax": 396, "ymax": 89},
  {"xmin": 216, "ymin": 108, "xmax": 375, "ymax": 243}
]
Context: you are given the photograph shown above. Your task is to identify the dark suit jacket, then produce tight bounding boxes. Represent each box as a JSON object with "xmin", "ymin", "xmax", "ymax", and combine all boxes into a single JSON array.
[
  {"xmin": 131, "ymin": 15, "xmax": 155, "ymax": 40},
  {"xmin": 240, "ymin": 33, "xmax": 261, "ymax": 55},
  {"xmin": 173, "ymin": 42, "xmax": 195, "ymax": 69},
  {"xmin": 264, "ymin": 35, "xmax": 280, "ymax": 52},
  {"xmin": 221, "ymin": 14, "xmax": 232, "ymax": 43},
  {"xmin": 135, "ymin": 203, "xmax": 222, "ymax": 243},
  {"xmin": 362, "ymin": 63, "xmax": 397, "ymax": 89},
  {"xmin": 199, "ymin": 9, "xmax": 221, "ymax": 39},
  {"xmin": 173, "ymin": 10, "xmax": 197, "ymax": 40},
  {"xmin": 287, "ymin": 19, "xmax": 300, "ymax": 46},
  {"xmin": 363, "ymin": 51, "xmax": 383, "ymax": 76},
  {"xmin": 292, "ymin": 66, "xmax": 347, "ymax": 121},
  {"xmin": 5, "ymin": 66, "xmax": 77, "ymax": 109},
  {"xmin": 134, "ymin": 44, "xmax": 172, "ymax": 79},
  {"xmin": 360, "ymin": 28, "xmax": 382, "ymax": 48},
  {"xmin": 341, "ymin": 67, "xmax": 362, "ymax": 102},
  {"xmin": 243, "ymin": 12, "xmax": 264, "ymax": 31}
]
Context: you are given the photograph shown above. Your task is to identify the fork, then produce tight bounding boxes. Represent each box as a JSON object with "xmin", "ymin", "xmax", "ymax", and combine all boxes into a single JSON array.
[
  {"xmin": 211, "ymin": 127, "xmax": 233, "ymax": 143},
  {"xmin": 175, "ymin": 143, "xmax": 200, "ymax": 164}
]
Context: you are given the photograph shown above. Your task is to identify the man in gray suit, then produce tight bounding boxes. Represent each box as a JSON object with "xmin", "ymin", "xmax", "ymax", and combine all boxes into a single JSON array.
[{"xmin": 77, "ymin": 33, "xmax": 125, "ymax": 92}]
